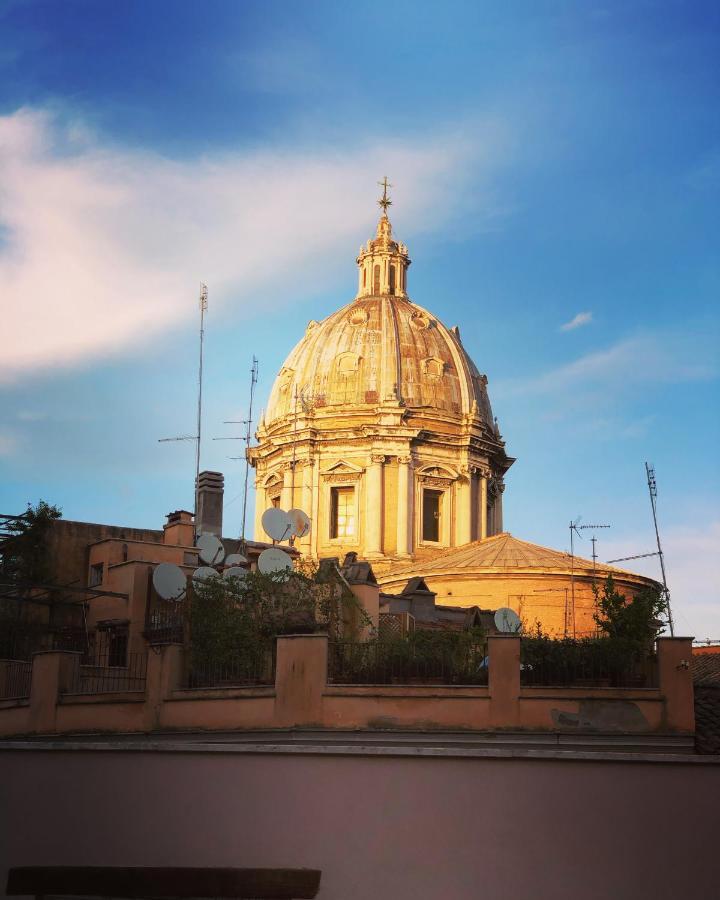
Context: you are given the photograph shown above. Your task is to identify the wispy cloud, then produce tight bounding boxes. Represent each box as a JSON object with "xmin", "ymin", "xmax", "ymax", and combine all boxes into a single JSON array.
[
  {"xmin": 0, "ymin": 108, "xmax": 511, "ymax": 383},
  {"xmin": 560, "ymin": 311, "xmax": 592, "ymax": 332},
  {"xmin": 496, "ymin": 332, "xmax": 717, "ymax": 401}
]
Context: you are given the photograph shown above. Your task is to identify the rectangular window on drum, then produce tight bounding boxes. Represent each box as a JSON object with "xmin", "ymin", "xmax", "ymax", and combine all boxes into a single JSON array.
[
  {"xmin": 331, "ymin": 486, "xmax": 355, "ymax": 539},
  {"xmin": 422, "ymin": 489, "xmax": 442, "ymax": 542}
]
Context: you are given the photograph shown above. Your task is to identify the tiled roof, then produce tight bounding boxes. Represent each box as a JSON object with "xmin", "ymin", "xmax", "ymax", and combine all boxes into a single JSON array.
[
  {"xmin": 383, "ymin": 532, "xmax": 644, "ymax": 580},
  {"xmin": 693, "ymin": 653, "xmax": 720, "ymax": 686}
]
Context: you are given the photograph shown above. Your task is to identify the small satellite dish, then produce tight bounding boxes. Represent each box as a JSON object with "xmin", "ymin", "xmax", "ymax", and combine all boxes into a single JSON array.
[
  {"xmin": 261, "ymin": 508, "xmax": 292, "ymax": 542},
  {"xmin": 494, "ymin": 607, "xmax": 522, "ymax": 633},
  {"xmin": 288, "ymin": 508, "xmax": 311, "ymax": 539},
  {"xmin": 153, "ymin": 563, "xmax": 187, "ymax": 602},
  {"xmin": 224, "ymin": 553, "xmax": 248, "ymax": 567},
  {"xmin": 223, "ymin": 566, "xmax": 247, "ymax": 581},
  {"xmin": 258, "ymin": 547, "xmax": 292, "ymax": 576},
  {"xmin": 197, "ymin": 532, "xmax": 225, "ymax": 565},
  {"xmin": 192, "ymin": 566, "xmax": 221, "ymax": 586}
]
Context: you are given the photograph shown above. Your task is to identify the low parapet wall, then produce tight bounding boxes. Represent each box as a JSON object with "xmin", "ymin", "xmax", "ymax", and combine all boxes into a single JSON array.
[{"xmin": 0, "ymin": 636, "xmax": 695, "ymax": 738}]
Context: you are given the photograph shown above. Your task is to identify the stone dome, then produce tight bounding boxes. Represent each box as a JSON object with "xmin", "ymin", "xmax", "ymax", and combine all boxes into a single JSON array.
[{"xmin": 265, "ymin": 216, "xmax": 494, "ymax": 428}]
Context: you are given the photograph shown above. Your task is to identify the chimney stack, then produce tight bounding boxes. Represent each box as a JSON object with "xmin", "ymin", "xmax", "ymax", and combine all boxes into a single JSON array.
[{"xmin": 196, "ymin": 471, "xmax": 224, "ymax": 538}]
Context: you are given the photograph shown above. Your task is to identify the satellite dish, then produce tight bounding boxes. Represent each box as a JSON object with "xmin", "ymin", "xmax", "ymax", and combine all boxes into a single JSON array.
[
  {"xmin": 288, "ymin": 508, "xmax": 311, "ymax": 539},
  {"xmin": 224, "ymin": 553, "xmax": 248, "ymax": 567},
  {"xmin": 197, "ymin": 532, "xmax": 225, "ymax": 565},
  {"xmin": 258, "ymin": 547, "xmax": 292, "ymax": 576},
  {"xmin": 152, "ymin": 563, "xmax": 187, "ymax": 602},
  {"xmin": 192, "ymin": 566, "xmax": 221, "ymax": 586},
  {"xmin": 223, "ymin": 566, "xmax": 247, "ymax": 581},
  {"xmin": 494, "ymin": 607, "xmax": 522, "ymax": 633},
  {"xmin": 261, "ymin": 508, "xmax": 292, "ymax": 542}
]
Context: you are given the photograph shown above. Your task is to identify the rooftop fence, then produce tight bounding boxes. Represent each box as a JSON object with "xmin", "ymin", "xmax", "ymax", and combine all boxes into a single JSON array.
[
  {"xmin": 328, "ymin": 639, "xmax": 489, "ymax": 686},
  {"xmin": 520, "ymin": 638, "xmax": 658, "ymax": 688}
]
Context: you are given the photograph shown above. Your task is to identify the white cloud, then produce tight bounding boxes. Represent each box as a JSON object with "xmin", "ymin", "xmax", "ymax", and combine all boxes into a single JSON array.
[
  {"xmin": 601, "ymin": 522, "xmax": 720, "ymax": 641},
  {"xmin": 0, "ymin": 108, "xmax": 510, "ymax": 383},
  {"xmin": 560, "ymin": 311, "xmax": 592, "ymax": 331},
  {"xmin": 496, "ymin": 332, "xmax": 717, "ymax": 402}
]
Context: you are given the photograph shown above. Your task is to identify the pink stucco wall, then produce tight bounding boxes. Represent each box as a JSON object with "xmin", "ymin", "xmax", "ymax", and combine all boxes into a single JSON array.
[{"xmin": 1, "ymin": 747, "xmax": 716, "ymax": 900}]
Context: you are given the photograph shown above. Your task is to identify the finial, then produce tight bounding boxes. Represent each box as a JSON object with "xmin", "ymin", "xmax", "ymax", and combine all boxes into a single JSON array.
[{"xmin": 377, "ymin": 176, "xmax": 393, "ymax": 215}]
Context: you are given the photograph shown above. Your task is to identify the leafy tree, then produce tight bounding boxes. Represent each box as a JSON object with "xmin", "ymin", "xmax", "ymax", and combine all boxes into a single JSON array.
[
  {"xmin": 593, "ymin": 575, "xmax": 666, "ymax": 652},
  {"xmin": 0, "ymin": 500, "xmax": 62, "ymax": 584},
  {"xmin": 189, "ymin": 564, "xmax": 371, "ymax": 672}
]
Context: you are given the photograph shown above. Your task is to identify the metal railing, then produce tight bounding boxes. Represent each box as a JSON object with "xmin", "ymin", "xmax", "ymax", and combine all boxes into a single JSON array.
[
  {"xmin": 329, "ymin": 640, "xmax": 489, "ymax": 686},
  {"xmin": 0, "ymin": 659, "xmax": 32, "ymax": 700},
  {"xmin": 520, "ymin": 639, "xmax": 657, "ymax": 688},
  {"xmin": 186, "ymin": 643, "xmax": 276, "ymax": 689},
  {"xmin": 64, "ymin": 650, "xmax": 147, "ymax": 694}
]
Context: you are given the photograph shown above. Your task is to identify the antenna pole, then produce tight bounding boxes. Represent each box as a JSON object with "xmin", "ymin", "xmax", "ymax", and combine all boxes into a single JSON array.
[
  {"xmin": 569, "ymin": 521, "xmax": 576, "ymax": 638},
  {"xmin": 194, "ymin": 284, "xmax": 208, "ymax": 533},
  {"xmin": 240, "ymin": 357, "xmax": 259, "ymax": 541},
  {"xmin": 646, "ymin": 462, "xmax": 674, "ymax": 636}
]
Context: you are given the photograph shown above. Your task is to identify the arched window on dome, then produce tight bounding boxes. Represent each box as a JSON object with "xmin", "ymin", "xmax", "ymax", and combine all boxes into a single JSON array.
[
  {"xmin": 422, "ymin": 357, "xmax": 445, "ymax": 378},
  {"xmin": 389, "ymin": 265, "xmax": 396, "ymax": 295},
  {"xmin": 373, "ymin": 265, "xmax": 380, "ymax": 294}
]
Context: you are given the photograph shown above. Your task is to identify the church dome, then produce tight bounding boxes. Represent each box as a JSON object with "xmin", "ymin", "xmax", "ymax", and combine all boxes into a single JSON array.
[{"xmin": 265, "ymin": 213, "xmax": 494, "ymax": 429}]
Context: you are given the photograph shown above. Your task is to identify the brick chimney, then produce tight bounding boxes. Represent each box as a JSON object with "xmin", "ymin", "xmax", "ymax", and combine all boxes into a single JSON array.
[
  {"xmin": 163, "ymin": 510, "xmax": 194, "ymax": 546},
  {"xmin": 196, "ymin": 470, "xmax": 224, "ymax": 537}
]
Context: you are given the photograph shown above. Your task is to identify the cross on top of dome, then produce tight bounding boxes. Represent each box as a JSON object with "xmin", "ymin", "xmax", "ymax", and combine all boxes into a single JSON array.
[{"xmin": 377, "ymin": 176, "xmax": 393, "ymax": 215}]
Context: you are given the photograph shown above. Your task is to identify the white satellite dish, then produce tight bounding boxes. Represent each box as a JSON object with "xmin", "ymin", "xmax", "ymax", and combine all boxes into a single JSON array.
[
  {"xmin": 192, "ymin": 566, "xmax": 221, "ymax": 586},
  {"xmin": 223, "ymin": 566, "xmax": 247, "ymax": 581},
  {"xmin": 288, "ymin": 508, "xmax": 311, "ymax": 539},
  {"xmin": 152, "ymin": 563, "xmax": 187, "ymax": 602},
  {"xmin": 258, "ymin": 547, "xmax": 292, "ymax": 576},
  {"xmin": 224, "ymin": 553, "xmax": 248, "ymax": 567},
  {"xmin": 494, "ymin": 607, "xmax": 522, "ymax": 633},
  {"xmin": 197, "ymin": 532, "xmax": 225, "ymax": 565},
  {"xmin": 261, "ymin": 508, "xmax": 292, "ymax": 543}
]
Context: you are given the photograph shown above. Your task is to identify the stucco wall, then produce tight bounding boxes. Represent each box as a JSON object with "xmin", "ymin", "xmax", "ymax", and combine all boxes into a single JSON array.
[{"xmin": 0, "ymin": 747, "xmax": 716, "ymax": 900}]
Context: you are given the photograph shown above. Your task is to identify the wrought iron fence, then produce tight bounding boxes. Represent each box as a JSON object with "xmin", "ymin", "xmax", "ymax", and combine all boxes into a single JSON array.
[
  {"xmin": 64, "ymin": 650, "xmax": 148, "ymax": 694},
  {"xmin": 329, "ymin": 639, "xmax": 489, "ymax": 686},
  {"xmin": 520, "ymin": 638, "xmax": 657, "ymax": 688},
  {"xmin": 0, "ymin": 659, "xmax": 32, "ymax": 700},
  {"xmin": 186, "ymin": 642, "xmax": 277, "ymax": 689}
]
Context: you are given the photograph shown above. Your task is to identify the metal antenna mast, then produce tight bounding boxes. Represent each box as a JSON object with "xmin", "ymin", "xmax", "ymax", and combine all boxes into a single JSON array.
[
  {"xmin": 646, "ymin": 462, "xmax": 674, "ymax": 636},
  {"xmin": 212, "ymin": 357, "xmax": 259, "ymax": 542},
  {"xmin": 241, "ymin": 357, "xmax": 259, "ymax": 540},
  {"xmin": 158, "ymin": 283, "xmax": 208, "ymax": 534},
  {"xmin": 569, "ymin": 519, "xmax": 610, "ymax": 638},
  {"xmin": 195, "ymin": 284, "xmax": 208, "ymax": 528}
]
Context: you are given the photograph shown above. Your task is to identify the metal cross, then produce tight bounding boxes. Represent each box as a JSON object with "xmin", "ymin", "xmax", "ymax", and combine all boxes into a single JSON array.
[{"xmin": 377, "ymin": 176, "xmax": 393, "ymax": 214}]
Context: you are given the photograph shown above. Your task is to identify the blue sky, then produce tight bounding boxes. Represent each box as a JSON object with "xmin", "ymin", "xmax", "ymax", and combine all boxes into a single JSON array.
[{"xmin": 1, "ymin": 0, "xmax": 718, "ymax": 636}]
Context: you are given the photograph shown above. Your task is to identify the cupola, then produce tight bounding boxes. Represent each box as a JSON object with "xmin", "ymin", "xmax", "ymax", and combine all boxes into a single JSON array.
[{"xmin": 356, "ymin": 178, "xmax": 411, "ymax": 299}]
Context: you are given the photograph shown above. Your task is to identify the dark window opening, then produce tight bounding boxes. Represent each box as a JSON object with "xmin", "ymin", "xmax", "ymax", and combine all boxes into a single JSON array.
[
  {"xmin": 271, "ymin": 494, "xmax": 281, "ymax": 509},
  {"xmin": 89, "ymin": 563, "xmax": 104, "ymax": 587},
  {"xmin": 330, "ymin": 486, "xmax": 355, "ymax": 539},
  {"xmin": 108, "ymin": 628, "xmax": 128, "ymax": 667},
  {"xmin": 422, "ymin": 490, "xmax": 442, "ymax": 542},
  {"xmin": 389, "ymin": 265, "xmax": 396, "ymax": 295},
  {"xmin": 373, "ymin": 264, "xmax": 380, "ymax": 294}
]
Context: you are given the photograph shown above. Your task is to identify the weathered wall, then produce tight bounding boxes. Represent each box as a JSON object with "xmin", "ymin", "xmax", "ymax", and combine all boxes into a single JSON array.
[{"xmin": 0, "ymin": 747, "xmax": 716, "ymax": 900}]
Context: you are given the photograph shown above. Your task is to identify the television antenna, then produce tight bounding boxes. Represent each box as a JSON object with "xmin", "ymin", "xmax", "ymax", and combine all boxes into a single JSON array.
[
  {"xmin": 214, "ymin": 357, "xmax": 259, "ymax": 541},
  {"xmin": 289, "ymin": 385, "xmax": 320, "ymax": 511},
  {"xmin": 569, "ymin": 518, "xmax": 610, "ymax": 638},
  {"xmin": 646, "ymin": 462, "xmax": 673, "ymax": 636},
  {"xmin": 603, "ymin": 465, "xmax": 674, "ymax": 636},
  {"xmin": 158, "ymin": 283, "xmax": 208, "ymax": 533}
]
